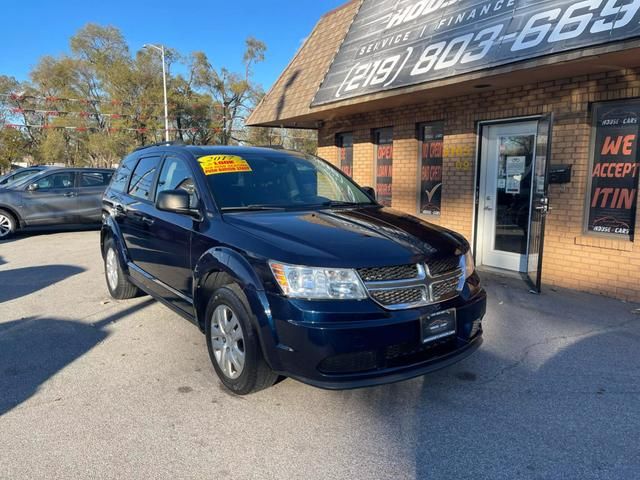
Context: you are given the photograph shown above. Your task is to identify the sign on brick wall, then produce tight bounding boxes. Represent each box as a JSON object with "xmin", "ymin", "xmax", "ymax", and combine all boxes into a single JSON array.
[
  {"xmin": 587, "ymin": 99, "xmax": 640, "ymax": 239},
  {"xmin": 374, "ymin": 127, "xmax": 394, "ymax": 206},
  {"xmin": 337, "ymin": 132, "xmax": 354, "ymax": 177},
  {"xmin": 419, "ymin": 122, "xmax": 444, "ymax": 215},
  {"xmin": 312, "ymin": 0, "xmax": 640, "ymax": 105}
]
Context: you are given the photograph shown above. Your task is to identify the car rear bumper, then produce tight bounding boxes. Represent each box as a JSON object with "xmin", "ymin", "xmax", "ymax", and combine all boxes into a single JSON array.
[{"xmin": 262, "ymin": 283, "xmax": 486, "ymax": 390}]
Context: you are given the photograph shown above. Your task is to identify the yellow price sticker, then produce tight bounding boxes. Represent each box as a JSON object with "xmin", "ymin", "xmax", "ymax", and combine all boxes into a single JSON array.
[{"xmin": 198, "ymin": 155, "xmax": 252, "ymax": 175}]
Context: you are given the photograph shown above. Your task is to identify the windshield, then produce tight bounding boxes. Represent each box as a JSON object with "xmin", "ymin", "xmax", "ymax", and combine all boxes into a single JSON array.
[
  {"xmin": 201, "ymin": 151, "xmax": 375, "ymax": 211},
  {"xmin": 0, "ymin": 169, "xmax": 42, "ymax": 187}
]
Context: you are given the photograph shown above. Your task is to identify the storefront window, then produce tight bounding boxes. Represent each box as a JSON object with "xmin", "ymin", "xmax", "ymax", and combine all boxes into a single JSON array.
[
  {"xmin": 336, "ymin": 132, "xmax": 353, "ymax": 177},
  {"xmin": 586, "ymin": 99, "xmax": 640, "ymax": 240},
  {"xmin": 374, "ymin": 127, "xmax": 393, "ymax": 207},
  {"xmin": 419, "ymin": 122, "xmax": 444, "ymax": 216}
]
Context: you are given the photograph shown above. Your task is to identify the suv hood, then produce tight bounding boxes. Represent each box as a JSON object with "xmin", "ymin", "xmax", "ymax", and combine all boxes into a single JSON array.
[{"xmin": 223, "ymin": 206, "xmax": 467, "ymax": 268}]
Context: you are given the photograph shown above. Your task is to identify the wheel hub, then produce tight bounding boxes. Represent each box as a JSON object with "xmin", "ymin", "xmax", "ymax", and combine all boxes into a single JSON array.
[
  {"xmin": 106, "ymin": 248, "xmax": 119, "ymax": 290},
  {"xmin": 0, "ymin": 214, "xmax": 11, "ymax": 238},
  {"xmin": 210, "ymin": 304, "xmax": 245, "ymax": 379}
]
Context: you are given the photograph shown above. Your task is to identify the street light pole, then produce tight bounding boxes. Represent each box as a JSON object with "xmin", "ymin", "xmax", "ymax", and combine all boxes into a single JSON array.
[{"xmin": 143, "ymin": 43, "xmax": 170, "ymax": 142}]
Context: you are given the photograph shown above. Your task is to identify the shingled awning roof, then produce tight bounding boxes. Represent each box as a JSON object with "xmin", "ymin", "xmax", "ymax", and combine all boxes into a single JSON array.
[{"xmin": 246, "ymin": 1, "xmax": 360, "ymax": 129}]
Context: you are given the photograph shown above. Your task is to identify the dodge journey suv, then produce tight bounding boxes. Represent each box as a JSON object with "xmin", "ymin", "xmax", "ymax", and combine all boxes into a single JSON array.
[{"xmin": 101, "ymin": 144, "xmax": 486, "ymax": 394}]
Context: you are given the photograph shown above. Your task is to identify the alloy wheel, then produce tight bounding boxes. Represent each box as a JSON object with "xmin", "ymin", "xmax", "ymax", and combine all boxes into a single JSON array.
[
  {"xmin": 210, "ymin": 304, "xmax": 246, "ymax": 379},
  {"xmin": 0, "ymin": 214, "xmax": 12, "ymax": 239},
  {"xmin": 106, "ymin": 248, "xmax": 119, "ymax": 291}
]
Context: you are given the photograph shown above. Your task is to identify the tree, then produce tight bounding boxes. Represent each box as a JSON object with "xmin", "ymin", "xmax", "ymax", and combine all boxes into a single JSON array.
[
  {"xmin": 0, "ymin": 23, "xmax": 315, "ymax": 167},
  {"xmin": 191, "ymin": 37, "xmax": 266, "ymax": 145},
  {"xmin": 0, "ymin": 128, "xmax": 28, "ymax": 172}
]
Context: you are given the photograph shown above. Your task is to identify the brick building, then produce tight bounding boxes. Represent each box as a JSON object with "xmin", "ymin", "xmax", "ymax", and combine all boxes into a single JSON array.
[{"xmin": 248, "ymin": 0, "xmax": 640, "ymax": 301}]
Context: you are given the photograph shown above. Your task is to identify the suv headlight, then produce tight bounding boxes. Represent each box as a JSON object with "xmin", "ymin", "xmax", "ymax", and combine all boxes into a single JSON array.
[
  {"xmin": 463, "ymin": 250, "xmax": 475, "ymax": 279},
  {"xmin": 269, "ymin": 261, "xmax": 367, "ymax": 300},
  {"xmin": 457, "ymin": 250, "xmax": 476, "ymax": 291}
]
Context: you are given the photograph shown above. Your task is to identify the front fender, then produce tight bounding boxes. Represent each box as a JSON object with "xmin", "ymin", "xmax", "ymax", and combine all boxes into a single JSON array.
[
  {"xmin": 193, "ymin": 247, "xmax": 281, "ymax": 370},
  {"xmin": 100, "ymin": 216, "xmax": 130, "ymax": 275}
]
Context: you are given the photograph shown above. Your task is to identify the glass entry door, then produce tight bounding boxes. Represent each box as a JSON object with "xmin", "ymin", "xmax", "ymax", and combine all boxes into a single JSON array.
[
  {"xmin": 527, "ymin": 114, "xmax": 554, "ymax": 292},
  {"xmin": 478, "ymin": 122, "xmax": 537, "ymax": 272}
]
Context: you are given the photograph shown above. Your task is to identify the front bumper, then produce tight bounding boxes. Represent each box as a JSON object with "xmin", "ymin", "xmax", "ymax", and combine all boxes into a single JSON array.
[{"xmin": 260, "ymin": 279, "xmax": 486, "ymax": 390}]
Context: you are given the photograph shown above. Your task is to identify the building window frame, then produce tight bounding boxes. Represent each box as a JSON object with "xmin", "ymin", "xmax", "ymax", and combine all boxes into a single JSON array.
[
  {"xmin": 417, "ymin": 121, "xmax": 445, "ymax": 217},
  {"xmin": 336, "ymin": 132, "xmax": 354, "ymax": 178}
]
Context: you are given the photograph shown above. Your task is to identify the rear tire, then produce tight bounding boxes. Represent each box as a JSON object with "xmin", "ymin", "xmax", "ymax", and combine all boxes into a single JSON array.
[
  {"xmin": 205, "ymin": 284, "xmax": 278, "ymax": 395},
  {"xmin": 0, "ymin": 209, "xmax": 17, "ymax": 240},
  {"xmin": 103, "ymin": 237, "xmax": 139, "ymax": 299}
]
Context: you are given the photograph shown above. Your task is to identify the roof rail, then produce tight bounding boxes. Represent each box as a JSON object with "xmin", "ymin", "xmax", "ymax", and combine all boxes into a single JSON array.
[
  {"xmin": 256, "ymin": 144, "xmax": 285, "ymax": 149},
  {"xmin": 134, "ymin": 140, "xmax": 184, "ymax": 151}
]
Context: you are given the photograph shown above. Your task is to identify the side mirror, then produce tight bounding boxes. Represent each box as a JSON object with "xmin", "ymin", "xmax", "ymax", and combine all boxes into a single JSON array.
[
  {"xmin": 362, "ymin": 186, "xmax": 376, "ymax": 200},
  {"xmin": 156, "ymin": 189, "xmax": 201, "ymax": 220},
  {"xmin": 26, "ymin": 183, "xmax": 39, "ymax": 192}
]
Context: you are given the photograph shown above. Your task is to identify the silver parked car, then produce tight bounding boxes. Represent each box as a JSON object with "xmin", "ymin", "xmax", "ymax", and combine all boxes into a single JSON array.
[{"xmin": 0, "ymin": 167, "xmax": 114, "ymax": 239}]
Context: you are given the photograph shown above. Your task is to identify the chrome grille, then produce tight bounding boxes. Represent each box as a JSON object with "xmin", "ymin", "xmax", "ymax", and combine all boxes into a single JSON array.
[
  {"xmin": 370, "ymin": 287, "xmax": 426, "ymax": 307},
  {"xmin": 356, "ymin": 264, "xmax": 418, "ymax": 282},
  {"xmin": 361, "ymin": 259, "xmax": 463, "ymax": 310},
  {"xmin": 431, "ymin": 276, "xmax": 460, "ymax": 302},
  {"xmin": 427, "ymin": 256, "xmax": 461, "ymax": 276}
]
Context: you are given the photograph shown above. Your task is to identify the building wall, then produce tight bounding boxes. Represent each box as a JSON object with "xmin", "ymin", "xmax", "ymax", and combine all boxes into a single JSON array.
[{"xmin": 318, "ymin": 68, "xmax": 640, "ymax": 302}]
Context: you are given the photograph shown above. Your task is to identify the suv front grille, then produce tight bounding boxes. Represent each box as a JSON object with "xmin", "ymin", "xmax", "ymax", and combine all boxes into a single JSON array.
[
  {"xmin": 431, "ymin": 276, "xmax": 460, "ymax": 302},
  {"xmin": 359, "ymin": 258, "xmax": 462, "ymax": 310},
  {"xmin": 370, "ymin": 287, "xmax": 426, "ymax": 306},
  {"xmin": 356, "ymin": 264, "xmax": 418, "ymax": 282},
  {"xmin": 427, "ymin": 256, "xmax": 461, "ymax": 276}
]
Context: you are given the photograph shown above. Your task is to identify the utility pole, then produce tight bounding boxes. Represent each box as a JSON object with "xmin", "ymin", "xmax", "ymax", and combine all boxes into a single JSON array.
[{"xmin": 143, "ymin": 43, "xmax": 170, "ymax": 142}]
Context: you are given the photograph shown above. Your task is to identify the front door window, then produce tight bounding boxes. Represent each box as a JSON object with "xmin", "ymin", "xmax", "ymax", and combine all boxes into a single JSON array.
[
  {"xmin": 494, "ymin": 134, "xmax": 535, "ymax": 255},
  {"xmin": 478, "ymin": 122, "xmax": 537, "ymax": 272}
]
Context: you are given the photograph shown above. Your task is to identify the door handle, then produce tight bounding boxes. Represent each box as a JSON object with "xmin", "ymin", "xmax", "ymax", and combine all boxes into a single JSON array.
[
  {"xmin": 64, "ymin": 191, "xmax": 77, "ymax": 197},
  {"xmin": 141, "ymin": 216, "xmax": 155, "ymax": 226}
]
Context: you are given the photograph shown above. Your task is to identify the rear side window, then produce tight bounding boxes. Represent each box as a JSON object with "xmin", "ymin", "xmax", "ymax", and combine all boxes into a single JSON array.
[
  {"xmin": 128, "ymin": 156, "xmax": 160, "ymax": 201},
  {"xmin": 109, "ymin": 155, "xmax": 138, "ymax": 193},
  {"xmin": 79, "ymin": 171, "xmax": 112, "ymax": 187}
]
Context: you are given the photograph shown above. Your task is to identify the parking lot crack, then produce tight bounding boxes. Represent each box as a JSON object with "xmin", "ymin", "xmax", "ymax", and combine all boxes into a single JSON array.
[{"xmin": 479, "ymin": 316, "xmax": 639, "ymax": 385}]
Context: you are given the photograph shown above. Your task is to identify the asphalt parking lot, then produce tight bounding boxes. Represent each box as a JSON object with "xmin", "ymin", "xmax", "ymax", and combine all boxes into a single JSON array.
[{"xmin": 1, "ymin": 229, "xmax": 639, "ymax": 480}]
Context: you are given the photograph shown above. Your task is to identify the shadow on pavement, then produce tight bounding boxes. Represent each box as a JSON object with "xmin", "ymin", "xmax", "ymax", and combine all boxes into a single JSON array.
[
  {"xmin": 0, "ymin": 224, "xmax": 100, "ymax": 245},
  {"xmin": 0, "ymin": 265, "xmax": 86, "ymax": 303},
  {"xmin": 0, "ymin": 298, "xmax": 155, "ymax": 417},
  {"xmin": 343, "ymin": 273, "xmax": 640, "ymax": 479}
]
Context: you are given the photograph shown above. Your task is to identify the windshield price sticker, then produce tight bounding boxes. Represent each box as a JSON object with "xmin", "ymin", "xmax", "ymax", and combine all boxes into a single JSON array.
[
  {"xmin": 198, "ymin": 155, "xmax": 252, "ymax": 175},
  {"xmin": 313, "ymin": 0, "xmax": 640, "ymax": 105}
]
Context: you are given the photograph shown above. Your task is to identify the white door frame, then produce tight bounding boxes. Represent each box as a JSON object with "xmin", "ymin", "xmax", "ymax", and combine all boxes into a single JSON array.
[{"xmin": 475, "ymin": 119, "xmax": 539, "ymax": 272}]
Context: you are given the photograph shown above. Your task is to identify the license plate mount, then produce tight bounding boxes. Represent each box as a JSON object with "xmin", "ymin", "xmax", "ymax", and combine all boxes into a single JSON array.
[{"xmin": 420, "ymin": 309, "xmax": 457, "ymax": 344}]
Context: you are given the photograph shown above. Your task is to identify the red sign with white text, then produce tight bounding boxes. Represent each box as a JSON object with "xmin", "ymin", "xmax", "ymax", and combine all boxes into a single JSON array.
[{"xmin": 588, "ymin": 100, "xmax": 640, "ymax": 238}]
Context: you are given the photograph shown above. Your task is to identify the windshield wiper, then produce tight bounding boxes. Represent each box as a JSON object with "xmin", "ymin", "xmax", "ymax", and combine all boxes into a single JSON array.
[
  {"xmin": 320, "ymin": 200, "xmax": 371, "ymax": 208},
  {"xmin": 220, "ymin": 205, "xmax": 286, "ymax": 212}
]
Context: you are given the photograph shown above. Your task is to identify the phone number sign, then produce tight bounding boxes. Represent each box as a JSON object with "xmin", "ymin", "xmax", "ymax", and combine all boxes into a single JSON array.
[{"xmin": 312, "ymin": 0, "xmax": 640, "ymax": 105}]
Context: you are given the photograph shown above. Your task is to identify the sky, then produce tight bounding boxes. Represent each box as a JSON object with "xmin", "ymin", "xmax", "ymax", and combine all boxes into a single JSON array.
[{"xmin": 1, "ymin": 0, "xmax": 347, "ymax": 91}]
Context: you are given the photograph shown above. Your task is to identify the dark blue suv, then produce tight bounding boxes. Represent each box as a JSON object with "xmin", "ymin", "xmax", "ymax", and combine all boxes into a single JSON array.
[{"xmin": 101, "ymin": 145, "xmax": 486, "ymax": 394}]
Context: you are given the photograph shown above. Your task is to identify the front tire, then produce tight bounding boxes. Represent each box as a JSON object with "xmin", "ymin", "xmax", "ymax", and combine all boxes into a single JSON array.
[
  {"xmin": 0, "ymin": 209, "xmax": 17, "ymax": 240},
  {"xmin": 205, "ymin": 285, "xmax": 278, "ymax": 395},
  {"xmin": 103, "ymin": 237, "xmax": 139, "ymax": 299}
]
